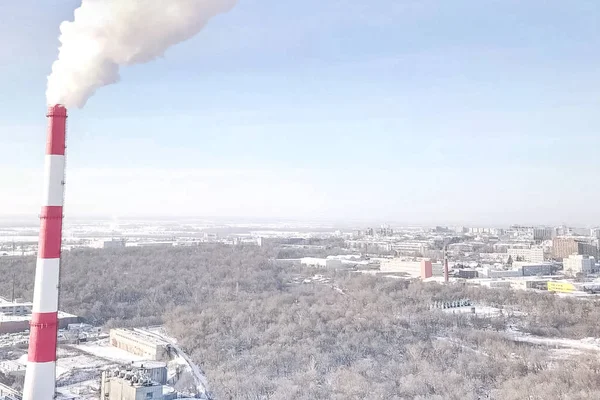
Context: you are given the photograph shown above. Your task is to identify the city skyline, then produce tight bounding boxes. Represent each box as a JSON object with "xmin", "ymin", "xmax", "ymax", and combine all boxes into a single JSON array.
[{"xmin": 1, "ymin": 1, "xmax": 599, "ymax": 223}]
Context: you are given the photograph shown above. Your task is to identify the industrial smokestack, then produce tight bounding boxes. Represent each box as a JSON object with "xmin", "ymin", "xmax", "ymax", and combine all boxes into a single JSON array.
[
  {"xmin": 47, "ymin": 0, "xmax": 237, "ymax": 108},
  {"xmin": 22, "ymin": 105, "xmax": 67, "ymax": 400},
  {"xmin": 443, "ymin": 245, "xmax": 449, "ymax": 283}
]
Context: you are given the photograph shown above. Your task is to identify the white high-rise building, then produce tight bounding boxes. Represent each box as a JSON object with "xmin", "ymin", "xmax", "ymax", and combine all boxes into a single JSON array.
[
  {"xmin": 563, "ymin": 254, "xmax": 596, "ymax": 276},
  {"xmin": 507, "ymin": 247, "xmax": 545, "ymax": 263}
]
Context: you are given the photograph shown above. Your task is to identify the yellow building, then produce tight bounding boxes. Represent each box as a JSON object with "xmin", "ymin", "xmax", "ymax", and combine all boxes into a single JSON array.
[{"xmin": 547, "ymin": 281, "xmax": 576, "ymax": 293}]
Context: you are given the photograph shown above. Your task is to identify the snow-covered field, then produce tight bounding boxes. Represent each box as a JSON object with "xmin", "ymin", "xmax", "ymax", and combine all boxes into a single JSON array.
[
  {"xmin": 507, "ymin": 329, "xmax": 600, "ymax": 354},
  {"xmin": 56, "ymin": 348, "xmax": 113, "ymax": 378},
  {"xmin": 73, "ymin": 339, "xmax": 145, "ymax": 362}
]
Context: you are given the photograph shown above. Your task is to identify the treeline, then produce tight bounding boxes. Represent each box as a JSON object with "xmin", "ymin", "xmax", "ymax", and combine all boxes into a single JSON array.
[{"xmin": 2, "ymin": 246, "xmax": 600, "ymax": 398}]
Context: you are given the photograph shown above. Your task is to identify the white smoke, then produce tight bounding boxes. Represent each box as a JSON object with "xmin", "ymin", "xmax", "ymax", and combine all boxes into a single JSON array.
[{"xmin": 47, "ymin": 0, "xmax": 236, "ymax": 108}]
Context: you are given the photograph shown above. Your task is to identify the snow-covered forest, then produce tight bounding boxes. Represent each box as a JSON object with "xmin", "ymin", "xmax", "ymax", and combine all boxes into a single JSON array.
[{"xmin": 3, "ymin": 245, "xmax": 600, "ymax": 399}]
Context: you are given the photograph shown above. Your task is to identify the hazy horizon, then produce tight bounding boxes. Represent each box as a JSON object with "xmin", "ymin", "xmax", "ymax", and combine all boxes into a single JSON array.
[
  {"xmin": 2, "ymin": 1, "xmax": 599, "ymax": 225},
  {"xmin": 0, "ymin": 212, "xmax": 595, "ymax": 230}
]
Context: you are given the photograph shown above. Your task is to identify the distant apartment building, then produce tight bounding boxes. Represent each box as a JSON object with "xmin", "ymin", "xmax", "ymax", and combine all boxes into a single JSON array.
[
  {"xmin": 452, "ymin": 226, "xmax": 468, "ymax": 234},
  {"xmin": 378, "ymin": 258, "xmax": 444, "ymax": 278},
  {"xmin": 347, "ymin": 240, "xmax": 392, "ymax": 253},
  {"xmin": 468, "ymin": 227, "xmax": 504, "ymax": 236},
  {"xmin": 533, "ymin": 227, "xmax": 554, "ymax": 241},
  {"xmin": 552, "ymin": 238, "xmax": 598, "ymax": 259},
  {"xmin": 509, "ymin": 225, "xmax": 534, "ymax": 235},
  {"xmin": 392, "ymin": 242, "xmax": 429, "ymax": 256},
  {"xmin": 507, "ymin": 247, "xmax": 544, "ymax": 263},
  {"xmin": 563, "ymin": 254, "xmax": 596, "ymax": 276},
  {"xmin": 571, "ymin": 227, "xmax": 592, "ymax": 236},
  {"xmin": 448, "ymin": 242, "xmax": 474, "ymax": 253}
]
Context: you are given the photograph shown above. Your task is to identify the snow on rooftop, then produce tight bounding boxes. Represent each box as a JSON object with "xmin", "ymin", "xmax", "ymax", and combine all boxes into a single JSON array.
[
  {"xmin": 0, "ymin": 310, "xmax": 76, "ymax": 322},
  {"xmin": 73, "ymin": 338, "xmax": 145, "ymax": 363}
]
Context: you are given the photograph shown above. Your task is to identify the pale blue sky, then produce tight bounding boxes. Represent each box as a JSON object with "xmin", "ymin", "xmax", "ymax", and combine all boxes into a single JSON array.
[{"xmin": 1, "ymin": 0, "xmax": 599, "ymax": 225}]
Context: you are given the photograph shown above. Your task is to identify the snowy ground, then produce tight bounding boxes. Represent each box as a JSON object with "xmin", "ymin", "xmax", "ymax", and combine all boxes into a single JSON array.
[
  {"xmin": 56, "ymin": 347, "xmax": 114, "ymax": 378},
  {"xmin": 55, "ymin": 339, "xmax": 144, "ymax": 398},
  {"xmin": 507, "ymin": 329, "xmax": 600, "ymax": 354},
  {"xmin": 72, "ymin": 338, "xmax": 145, "ymax": 363},
  {"xmin": 0, "ymin": 332, "xmax": 29, "ymax": 348},
  {"xmin": 440, "ymin": 305, "xmax": 503, "ymax": 318},
  {"xmin": 146, "ymin": 325, "xmax": 179, "ymax": 344},
  {"xmin": 56, "ymin": 379, "xmax": 101, "ymax": 400}
]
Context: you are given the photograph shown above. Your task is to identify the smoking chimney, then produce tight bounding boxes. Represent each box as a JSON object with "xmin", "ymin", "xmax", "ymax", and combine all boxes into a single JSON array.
[{"xmin": 22, "ymin": 105, "xmax": 67, "ymax": 400}]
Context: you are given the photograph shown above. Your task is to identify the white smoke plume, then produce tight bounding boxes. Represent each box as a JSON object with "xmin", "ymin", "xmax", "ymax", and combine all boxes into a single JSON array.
[{"xmin": 47, "ymin": 0, "xmax": 237, "ymax": 108}]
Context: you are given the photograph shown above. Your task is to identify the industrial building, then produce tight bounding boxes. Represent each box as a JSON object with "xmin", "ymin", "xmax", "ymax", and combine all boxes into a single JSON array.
[
  {"xmin": 456, "ymin": 269, "xmax": 478, "ymax": 279},
  {"xmin": 99, "ymin": 351, "xmax": 197, "ymax": 399},
  {"xmin": 130, "ymin": 361, "xmax": 168, "ymax": 385},
  {"xmin": 100, "ymin": 367, "xmax": 167, "ymax": 400},
  {"xmin": 0, "ymin": 300, "xmax": 31, "ymax": 316},
  {"xmin": 109, "ymin": 329, "xmax": 171, "ymax": 361},
  {"xmin": 511, "ymin": 279, "xmax": 548, "ymax": 291},
  {"xmin": 476, "ymin": 280, "xmax": 512, "ymax": 289},
  {"xmin": 103, "ymin": 239, "xmax": 126, "ymax": 249},
  {"xmin": 0, "ymin": 298, "xmax": 78, "ymax": 334},
  {"xmin": 517, "ymin": 262, "xmax": 555, "ymax": 276},
  {"xmin": 479, "ymin": 263, "xmax": 554, "ymax": 279},
  {"xmin": 300, "ymin": 257, "xmax": 343, "ymax": 268},
  {"xmin": 563, "ymin": 254, "xmax": 596, "ymax": 276},
  {"xmin": 0, "ymin": 383, "xmax": 20, "ymax": 400},
  {"xmin": 481, "ymin": 268, "xmax": 522, "ymax": 279}
]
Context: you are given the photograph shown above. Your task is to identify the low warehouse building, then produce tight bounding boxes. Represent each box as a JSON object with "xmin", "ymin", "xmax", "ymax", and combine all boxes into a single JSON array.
[
  {"xmin": 300, "ymin": 257, "xmax": 343, "ymax": 268},
  {"xmin": 0, "ymin": 298, "xmax": 79, "ymax": 334},
  {"xmin": 109, "ymin": 329, "xmax": 170, "ymax": 361}
]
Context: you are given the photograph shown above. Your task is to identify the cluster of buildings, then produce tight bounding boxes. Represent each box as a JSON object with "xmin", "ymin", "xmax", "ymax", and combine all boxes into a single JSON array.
[
  {"xmin": 280, "ymin": 224, "xmax": 600, "ymax": 296},
  {"xmin": 0, "ymin": 220, "xmax": 270, "ymax": 257},
  {"xmin": 0, "ymin": 327, "xmax": 206, "ymax": 400},
  {"xmin": 0, "ymin": 297, "xmax": 79, "ymax": 335},
  {"xmin": 100, "ymin": 361, "xmax": 175, "ymax": 400},
  {"xmin": 102, "ymin": 328, "xmax": 205, "ymax": 400}
]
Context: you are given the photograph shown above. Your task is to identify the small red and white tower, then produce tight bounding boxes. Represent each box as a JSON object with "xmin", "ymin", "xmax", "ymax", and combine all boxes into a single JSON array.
[{"xmin": 22, "ymin": 105, "xmax": 68, "ymax": 400}]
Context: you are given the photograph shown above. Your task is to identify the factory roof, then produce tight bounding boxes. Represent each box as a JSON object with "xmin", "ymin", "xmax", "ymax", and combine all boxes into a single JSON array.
[
  {"xmin": 131, "ymin": 360, "xmax": 167, "ymax": 369},
  {"xmin": 0, "ymin": 311, "xmax": 76, "ymax": 323},
  {"xmin": 111, "ymin": 328, "xmax": 169, "ymax": 346}
]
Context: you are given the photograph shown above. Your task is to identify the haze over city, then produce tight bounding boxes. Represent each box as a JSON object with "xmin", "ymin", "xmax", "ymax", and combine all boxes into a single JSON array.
[
  {"xmin": 4, "ymin": 1, "xmax": 600, "ymax": 400},
  {"xmin": 0, "ymin": 1, "xmax": 597, "ymax": 224}
]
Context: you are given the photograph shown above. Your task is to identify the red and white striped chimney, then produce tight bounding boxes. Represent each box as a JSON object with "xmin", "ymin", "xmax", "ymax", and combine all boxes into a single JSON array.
[{"xmin": 23, "ymin": 105, "xmax": 68, "ymax": 400}]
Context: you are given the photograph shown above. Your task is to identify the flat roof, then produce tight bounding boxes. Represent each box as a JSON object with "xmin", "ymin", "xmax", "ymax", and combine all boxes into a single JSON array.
[
  {"xmin": 0, "ymin": 311, "xmax": 77, "ymax": 323},
  {"xmin": 111, "ymin": 328, "xmax": 168, "ymax": 346}
]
